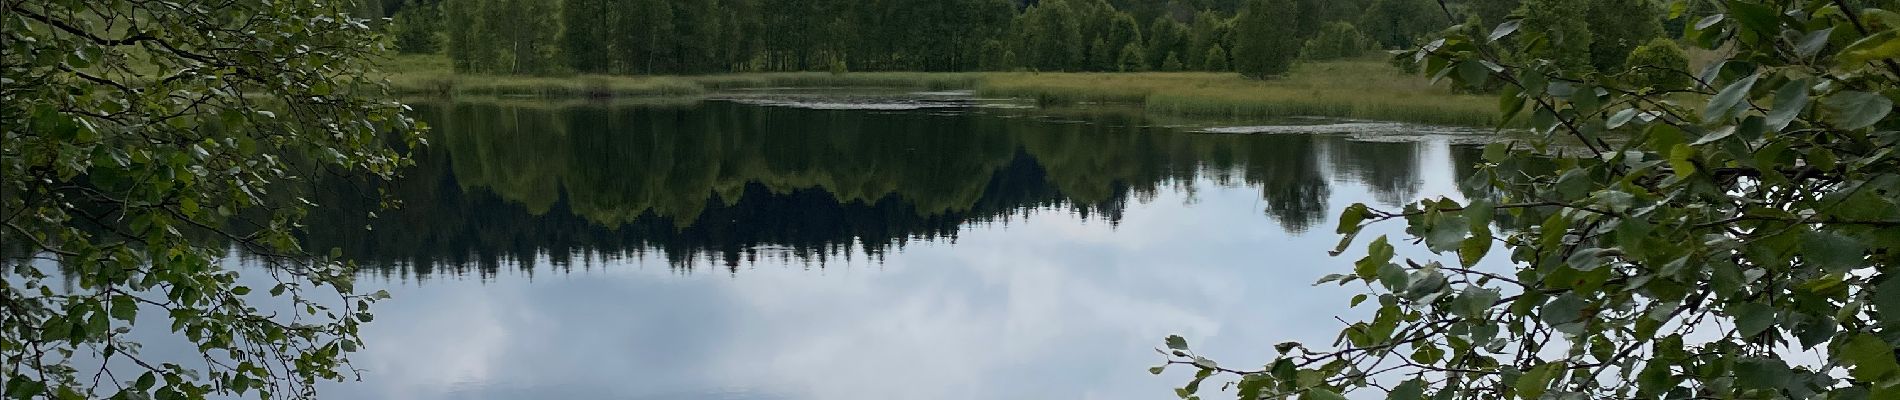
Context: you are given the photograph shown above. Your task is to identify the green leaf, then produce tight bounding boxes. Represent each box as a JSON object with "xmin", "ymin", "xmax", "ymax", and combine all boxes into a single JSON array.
[
  {"xmin": 135, "ymin": 372, "xmax": 156, "ymax": 391},
  {"xmin": 1452, "ymin": 288, "xmax": 1501, "ymax": 319},
  {"xmin": 1795, "ymin": 28, "xmax": 1833, "ymax": 59},
  {"xmin": 1236, "ymin": 375, "xmax": 1268, "ymax": 399},
  {"xmin": 1148, "ymin": 365, "xmax": 1167, "ymax": 375},
  {"xmin": 1606, "ymin": 108, "xmax": 1638, "ymax": 129},
  {"xmin": 1403, "ymin": 268, "xmax": 1447, "ymax": 300},
  {"xmin": 1541, "ymin": 294, "xmax": 1588, "ymax": 324},
  {"xmin": 1515, "ymin": 363, "xmax": 1559, "ymax": 399},
  {"xmin": 1378, "ymin": 262, "xmax": 1410, "ymax": 292},
  {"xmin": 1735, "ymin": 357, "xmax": 1792, "ymax": 390},
  {"xmin": 1165, "ymin": 335, "xmax": 1189, "ymax": 351},
  {"xmin": 1822, "ymin": 91, "xmax": 1893, "ymax": 130},
  {"xmin": 1499, "ymin": 85, "xmax": 1526, "ymax": 123},
  {"xmin": 1411, "ymin": 344, "xmax": 1444, "ymax": 364},
  {"xmin": 1668, "ymin": 143, "xmax": 1697, "ymax": 178},
  {"xmin": 1566, "ymin": 248, "xmax": 1608, "ymax": 271},
  {"xmin": 1489, "ymin": 19, "xmax": 1520, "ymax": 41},
  {"xmin": 1299, "ymin": 388, "xmax": 1346, "ymax": 400},
  {"xmin": 1875, "ymin": 276, "xmax": 1900, "ymax": 327},
  {"xmin": 1694, "ymin": 14, "xmax": 1724, "ymax": 30},
  {"xmin": 1703, "ymin": 73, "xmax": 1758, "ymax": 123},
  {"xmin": 1732, "ymin": 302, "xmax": 1776, "ymax": 336},
  {"xmin": 1837, "ymin": 30, "xmax": 1900, "ymax": 69},
  {"xmin": 1425, "ymin": 215, "xmax": 1470, "ymax": 253},
  {"xmin": 1458, "ymin": 60, "xmax": 1489, "ymax": 88},
  {"xmin": 1725, "ymin": 0, "xmax": 1779, "ymax": 36},
  {"xmin": 1458, "ymin": 234, "xmax": 1492, "ymax": 267},
  {"xmin": 1637, "ymin": 360, "xmax": 1675, "ymax": 396},
  {"xmin": 1765, "ymin": 78, "xmax": 1811, "ymax": 132},
  {"xmin": 1357, "ymin": 236, "xmax": 1395, "ymax": 280},
  {"xmin": 1570, "ymin": 84, "xmax": 1599, "ymax": 115},
  {"xmin": 110, "ymin": 296, "xmax": 137, "ymax": 321},
  {"xmin": 1388, "ymin": 379, "xmax": 1425, "ymax": 400},
  {"xmin": 1800, "ymin": 231, "xmax": 1866, "ymax": 273},
  {"xmin": 1841, "ymin": 335, "xmax": 1899, "ymax": 381},
  {"xmin": 1483, "ymin": 142, "xmax": 1510, "ymax": 163},
  {"xmin": 1338, "ymin": 204, "xmax": 1369, "ymax": 235}
]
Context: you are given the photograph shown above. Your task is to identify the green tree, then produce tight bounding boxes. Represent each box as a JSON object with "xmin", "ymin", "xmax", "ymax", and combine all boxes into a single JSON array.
[
  {"xmin": 1118, "ymin": 42, "xmax": 1149, "ymax": 71},
  {"xmin": 442, "ymin": 0, "xmax": 499, "ymax": 72},
  {"xmin": 1358, "ymin": 0, "xmax": 1440, "ymax": 49},
  {"xmin": 1461, "ymin": 0, "xmax": 1520, "ymax": 31},
  {"xmin": 562, "ymin": 0, "xmax": 611, "ymax": 72},
  {"xmin": 626, "ymin": 0, "xmax": 676, "ymax": 74},
  {"xmin": 1584, "ymin": 0, "xmax": 1665, "ymax": 72},
  {"xmin": 3, "ymin": 0, "xmax": 416, "ymax": 398},
  {"xmin": 979, "ymin": 39, "xmax": 1011, "ymax": 71},
  {"xmin": 1084, "ymin": 38, "xmax": 1110, "ymax": 71},
  {"xmin": 1232, "ymin": 0, "xmax": 1299, "ymax": 78},
  {"xmin": 1161, "ymin": 52, "xmax": 1185, "ymax": 71},
  {"xmin": 1623, "ymin": 37, "xmax": 1690, "ymax": 90},
  {"xmin": 1187, "ymin": 10, "xmax": 1227, "ymax": 69},
  {"xmin": 1203, "ymin": 44, "xmax": 1230, "ymax": 71},
  {"xmin": 1146, "ymin": 16, "xmax": 1189, "ymax": 71},
  {"xmin": 1299, "ymin": 21, "xmax": 1373, "ymax": 61},
  {"xmin": 1521, "ymin": 0, "xmax": 1595, "ymax": 73},
  {"xmin": 1107, "ymin": 12, "xmax": 1146, "ymax": 68},
  {"xmin": 391, "ymin": 0, "xmax": 443, "ymax": 54},
  {"xmin": 1164, "ymin": 1, "xmax": 1900, "ymax": 399}
]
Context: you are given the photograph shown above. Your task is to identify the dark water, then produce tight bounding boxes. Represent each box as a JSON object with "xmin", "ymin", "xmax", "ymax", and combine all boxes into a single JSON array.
[{"xmin": 285, "ymin": 94, "xmax": 1485, "ymax": 399}]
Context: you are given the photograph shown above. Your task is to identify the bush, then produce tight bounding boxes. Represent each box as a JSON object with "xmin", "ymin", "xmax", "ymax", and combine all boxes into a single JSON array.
[
  {"xmin": 1233, "ymin": 0, "xmax": 1300, "ymax": 79},
  {"xmin": 1299, "ymin": 22, "xmax": 1374, "ymax": 61},
  {"xmin": 1118, "ymin": 43, "xmax": 1148, "ymax": 72},
  {"xmin": 1161, "ymin": 52, "xmax": 1184, "ymax": 72},
  {"xmin": 391, "ymin": 5, "xmax": 441, "ymax": 54},
  {"xmin": 1623, "ymin": 38, "xmax": 1691, "ymax": 90},
  {"xmin": 1204, "ymin": 45, "xmax": 1230, "ymax": 71}
]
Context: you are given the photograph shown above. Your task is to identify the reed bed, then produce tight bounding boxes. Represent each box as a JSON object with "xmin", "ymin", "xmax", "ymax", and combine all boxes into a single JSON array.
[
  {"xmin": 380, "ymin": 55, "xmax": 1503, "ymax": 126},
  {"xmin": 977, "ymin": 59, "xmax": 1503, "ymax": 126}
]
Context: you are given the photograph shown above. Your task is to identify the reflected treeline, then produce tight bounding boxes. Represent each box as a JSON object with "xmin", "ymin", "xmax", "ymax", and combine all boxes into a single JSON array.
[{"xmin": 299, "ymin": 100, "xmax": 1441, "ymax": 278}]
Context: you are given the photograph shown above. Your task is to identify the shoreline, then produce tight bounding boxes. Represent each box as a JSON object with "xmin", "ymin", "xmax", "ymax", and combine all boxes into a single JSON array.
[{"xmin": 382, "ymin": 57, "xmax": 1505, "ymax": 127}]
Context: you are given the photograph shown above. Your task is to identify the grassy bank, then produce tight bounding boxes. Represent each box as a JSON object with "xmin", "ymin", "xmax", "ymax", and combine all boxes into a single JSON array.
[
  {"xmin": 380, "ymin": 55, "xmax": 1500, "ymax": 126},
  {"xmin": 382, "ymin": 55, "xmax": 979, "ymax": 97},
  {"xmin": 977, "ymin": 61, "xmax": 1501, "ymax": 126}
]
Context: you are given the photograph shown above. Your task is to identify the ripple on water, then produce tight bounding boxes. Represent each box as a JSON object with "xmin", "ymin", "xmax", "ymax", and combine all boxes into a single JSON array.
[{"xmin": 1198, "ymin": 120, "xmax": 1498, "ymax": 143}]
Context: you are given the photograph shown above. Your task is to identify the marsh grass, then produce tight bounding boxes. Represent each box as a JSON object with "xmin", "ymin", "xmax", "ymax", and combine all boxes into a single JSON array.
[
  {"xmin": 381, "ymin": 55, "xmax": 979, "ymax": 96},
  {"xmin": 380, "ymin": 54, "xmax": 1503, "ymax": 126},
  {"xmin": 978, "ymin": 59, "xmax": 1503, "ymax": 126}
]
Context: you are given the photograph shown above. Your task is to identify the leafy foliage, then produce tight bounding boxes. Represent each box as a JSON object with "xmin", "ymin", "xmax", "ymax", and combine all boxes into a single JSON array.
[
  {"xmin": 1301, "ymin": 22, "xmax": 1376, "ymax": 61},
  {"xmin": 391, "ymin": 0, "xmax": 444, "ymax": 54},
  {"xmin": 1165, "ymin": 0, "xmax": 1900, "ymax": 398},
  {"xmin": 1121, "ymin": 43, "xmax": 1151, "ymax": 72},
  {"xmin": 1233, "ymin": 0, "xmax": 1301, "ymax": 79},
  {"xmin": 1623, "ymin": 37, "xmax": 1692, "ymax": 91},
  {"xmin": 2, "ymin": 0, "xmax": 417, "ymax": 398}
]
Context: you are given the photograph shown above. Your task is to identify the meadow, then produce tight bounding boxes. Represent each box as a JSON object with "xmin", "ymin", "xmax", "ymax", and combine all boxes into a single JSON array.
[{"xmin": 381, "ymin": 55, "xmax": 1504, "ymax": 127}]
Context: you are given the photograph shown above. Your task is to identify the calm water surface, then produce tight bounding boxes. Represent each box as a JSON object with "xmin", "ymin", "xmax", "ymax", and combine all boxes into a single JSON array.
[{"xmin": 285, "ymin": 92, "xmax": 1488, "ymax": 399}]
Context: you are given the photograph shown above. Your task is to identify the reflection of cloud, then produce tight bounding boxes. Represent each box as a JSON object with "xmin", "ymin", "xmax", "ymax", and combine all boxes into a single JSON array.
[
  {"xmin": 302, "ymin": 138, "xmax": 1471, "ymax": 400},
  {"xmin": 351, "ymin": 282, "xmax": 516, "ymax": 399},
  {"xmin": 702, "ymin": 179, "xmax": 1284, "ymax": 400}
]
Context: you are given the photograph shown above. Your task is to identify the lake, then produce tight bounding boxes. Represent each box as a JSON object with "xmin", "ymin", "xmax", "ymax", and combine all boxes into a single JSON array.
[{"xmin": 293, "ymin": 91, "xmax": 1488, "ymax": 399}]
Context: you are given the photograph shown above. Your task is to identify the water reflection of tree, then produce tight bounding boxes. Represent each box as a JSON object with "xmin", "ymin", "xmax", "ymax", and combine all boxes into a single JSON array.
[
  {"xmin": 1329, "ymin": 140, "xmax": 1422, "ymax": 207},
  {"xmin": 298, "ymin": 102, "xmax": 1441, "ymax": 277}
]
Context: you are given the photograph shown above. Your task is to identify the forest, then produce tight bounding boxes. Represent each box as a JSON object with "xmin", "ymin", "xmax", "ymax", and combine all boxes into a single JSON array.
[{"xmin": 368, "ymin": 0, "xmax": 1468, "ymax": 75}]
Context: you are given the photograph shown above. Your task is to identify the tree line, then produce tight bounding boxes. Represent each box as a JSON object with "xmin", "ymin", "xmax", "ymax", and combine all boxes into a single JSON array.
[{"xmin": 380, "ymin": 0, "xmax": 1469, "ymax": 77}]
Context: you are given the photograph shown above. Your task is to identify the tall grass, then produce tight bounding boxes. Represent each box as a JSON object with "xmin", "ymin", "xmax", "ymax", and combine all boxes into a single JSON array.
[
  {"xmin": 977, "ymin": 59, "xmax": 1503, "ymax": 126},
  {"xmin": 380, "ymin": 55, "xmax": 981, "ymax": 97},
  {"xmin": 690, "ymin": 72, "xmax": 983, "ymax": 90},
  {"xmin": 385, "ymin": 73, "xmax": 707, "ymax": 97},
  {"xmin": 378, "ymin": 54, "xmax": 1504, "ymax": 126}
]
